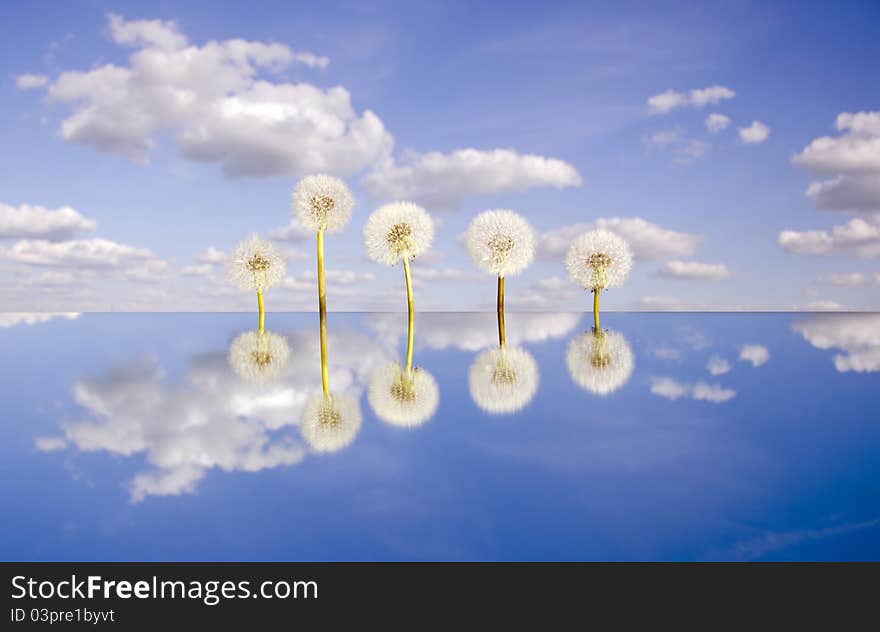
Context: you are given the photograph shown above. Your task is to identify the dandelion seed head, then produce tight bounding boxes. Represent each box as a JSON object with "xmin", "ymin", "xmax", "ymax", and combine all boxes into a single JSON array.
[
  {"xmin": 227, "ymin": 235, "xmax": 286, "ymax": 291},
  {"xmin": 565, "ymin": 229, "xmax": 633, "ymax": 290},
  {"xmin": 228, "ymin": 330, "xmax": 291, "ymax": 383},
  {"xmin": 466, "ymin": 209, "xmax": 536, "ymax": 277},
  {"xmin": 363, "ymin": 202, "xmax": 434, "ymax": 266},
  {"xmin": 292, "ymin": 174, "xmax": 354, "ymax": 233},
  {"xmin": 368, "ymin": 362, "xmax": 439, "ymax": 427},
  {"xmin": 566, "ymin": 329, "xmax": 634, "ymax": 395},
  {"xmin": 468, "ymin": 346, "xmax": 539, "ymax": 414},
  {"xmin": 300, "ymin": 391, "xmax": 362, "ymax": 453}
]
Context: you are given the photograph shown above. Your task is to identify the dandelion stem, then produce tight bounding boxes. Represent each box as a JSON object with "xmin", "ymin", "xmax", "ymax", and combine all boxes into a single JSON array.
[
  {"xmin": 497, "ymin": 275, "xmax": 506, "ymax": 348},
  {"xmin": 593, "ymin": 288, "xmax": 600, "ymax": 334},
  {"xmin": 317, "ymin": 229, "xmax": 329, "ymax": 395},
  {"xmin": 403, "ymin": 257, "xmax": 414, "ymax": 374},
  {"xmin": 257, "ymin": 289, "xmax": 265, "ymax": 335}
]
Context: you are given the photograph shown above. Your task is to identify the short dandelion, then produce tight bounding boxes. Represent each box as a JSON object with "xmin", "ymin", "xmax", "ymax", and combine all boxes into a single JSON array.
[
  {"xmin": 300, "ymin": 391, "xmax": 362, "ymax": 453},
  {"xmin": 465, "ymin": 210, "xmax": 535, "ymax": 346},
  {"xmin": 292, "ymin": 175, "xmax": 355, "ymax": 395},
  {"xmin": 368, "ymin": 362, "xmax": 439, "ymax": 428},
  {"xmin": 566, "ymin": 329, "xmax": 634, "ymax": 396},
  {"xmin": 228, "ymin": 330, "xmax": 290, "ymax": 383},
  {"xmin": 468, "ymin": 346, "xmax": 539, "ymax": 414},
  {"xmin": 227, "ymin": 235, "xmax": 286, "ymax": 333},
  {"xmin": 363, "ymin": 201, "xmax": 434, "ymax": 373},
  {"xmin": 565, "ymin": 229, "xmax": 633, "ymax": 332}
]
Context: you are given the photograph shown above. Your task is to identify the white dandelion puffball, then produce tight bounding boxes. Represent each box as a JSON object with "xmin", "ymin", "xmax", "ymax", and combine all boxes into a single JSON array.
[
  {"xmin": 363, "ymin": 202, "xmax": 434, "ymax": 266},
  {"xmin": 292, "ymin": 174, "xmax": 354, "ymax": 233},
  {"xmin": 227, "ymin": 235, "xmax": 286, "ymax": 291},
  {"xmin": 565, "ymin": 229, "xmax": 633, "ymax": 291},
  {"xmin": 566, "ymin": 330, "xmax": 634, "ymax": 396},
  {"xmin": 468, "ymin": 346, "xmax": 539, "ymax": 414},
  {"xmin": 228, "ymin": 330, "xmax": 291, "ymax": 383},
  {"xmin": 368, "ymin": 362, "xmax": 439, "ymax": 428},
  {"xmin": 300, "ymin": 391, "xmax": 362, "ymax": 453},
  {"xmin": 466, "ymin": 209, "xmax": 536, "ymax": 277}
]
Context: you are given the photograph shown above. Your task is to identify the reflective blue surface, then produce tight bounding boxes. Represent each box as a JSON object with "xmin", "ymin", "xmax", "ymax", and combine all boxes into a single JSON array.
[{"xmin": 1, "ymin": 312, "xmax": 878, "ymax": 561}]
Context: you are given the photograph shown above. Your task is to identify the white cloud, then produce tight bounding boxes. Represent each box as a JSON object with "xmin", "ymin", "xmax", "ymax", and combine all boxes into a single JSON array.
[
  {"xmin": 793, "ymin": 112, "xmax": 880, "ymax": 215},
  {"xmin": 0, "ymin": 312, "xmax": 79, "ymax": 329},
  {"xmin": 44, "ymin": 327, "xmax": 390, "ymax": 501},
  {"xmin": 298, "ymin": 269, "xmax": 375, "ymax": 285},
  {"xmin": 793, "ymin": 314, "xmax": 880, "ymax": 372},
  {"xmin": 800, "ymin": 300, "xmax": 845, "ymax": 311},
  {"xmin": 778, "ymin": 215, "xmax": 880, "ymax": 258},
  {"xmin": 15, "ymin": 73, "xmax": 48, "ymax": 90},
  {"xmin": 738, "ymin": 120, "xmax": 771, "ymax": 144},
  {"xmin": 362, "ymin": 148, "xmax": 582, "ymax": 208},
  {"xmin": 655, "ymin": 260, "xmax": 731, "ymax": 280},
  {"xmin": 650, "ymin": 376, "xmax": 736, "ymax": 403},
  {"xmin": 0, "ymin": 237, "xmax": 161, "ymax": 269},
  {"xmin": 706, "ymin": 355, "xmax": 731, "ymax": 376},
  {"xmin": 41, "ymin": 14, "xmax": 390, "ymax": 177},
  {"xmin": 705, "ymin": 113, "xmax": 731, "ymax": 133},
  {"xmin": 646, "ymin": 130, "xmax": 709, "ymax": 164},
  {"xmin": 269, "ymin": 221, "xmax": 312, "ymax": 243},
  {"xmin": 816, "ymin": 272, "xmax": 868, "ymax": 286},
  {"xmin": 539, "ymin": 217, "xmax": 701, "ymax": 260},
  {"xmin": 739, "ymin": 345, "xmax": 770, "ymax": 367},
  {"xmin": 0, "ymin": 203, "xmax": 97, "ymax": 240},
  {"xmin": 647, "ymin": 85, "xmax": 735, "ymax": 113},
  {"xmin": 197, "ymin": 246, "xmax": 226, "ymax": 264},
  {"xmin": 412, "ymin": 267, "xmax": 484, "ymax": 283},
  {"xmin": 34, "ymin": 436, "xmax": 67, "ymax": 451},
  {"xmin": 182, "ymin": 263, "xmax": 214, "ymax": 276}
]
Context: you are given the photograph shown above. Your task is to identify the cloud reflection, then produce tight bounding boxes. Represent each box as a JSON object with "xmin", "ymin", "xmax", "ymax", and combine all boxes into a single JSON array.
[{"xmin": 793, "ymin": 313, "xmax": 880, "ymax": 372}]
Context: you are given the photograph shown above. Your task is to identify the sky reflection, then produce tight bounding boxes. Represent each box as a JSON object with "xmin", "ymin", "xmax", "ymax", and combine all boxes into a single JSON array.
[{"xmin": 1, "ymin": 311, "xmax": 878, "ymax": 561}]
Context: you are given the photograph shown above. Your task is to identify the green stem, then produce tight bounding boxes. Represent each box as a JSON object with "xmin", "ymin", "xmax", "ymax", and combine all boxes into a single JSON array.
[
  {"xmin": 257, "ymin": 289, "xmax": 265, "ymax": 335},
  {"xmin": 403, "ymin": 257, "xmax": 414, "ymax": 374},
  {"xmin": 317, "ymin": 229, "xmax": 328, "ymax": 395},
  {"xmin": 497, "ymin": 275, "xmax": 505, "ymax": 348}
]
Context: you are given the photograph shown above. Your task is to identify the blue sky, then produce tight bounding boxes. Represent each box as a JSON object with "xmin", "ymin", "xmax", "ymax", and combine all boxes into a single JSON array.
[{"xmin": 1, "ymin": 0, "xmax": 879, "ymax": 311}]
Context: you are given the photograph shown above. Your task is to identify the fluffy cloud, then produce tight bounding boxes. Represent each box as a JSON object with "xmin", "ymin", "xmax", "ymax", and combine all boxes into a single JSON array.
[
  {"xmin": 412, "ymin": 267, "xmax": 484, "ymax": 283},
  {"xmin": 778, "ymin": 215, "xmax": 880, "ymax": 258},
  {"xmin": 793, "ymin": 111, "xmax": 880, "ymax": 215},
  {"xmin": 646, "ymin": 130, "xmax": 710, "ymax": 164},
  {"xmin": 649, "ymin": 377, "xmax": 736, "ymax": 403},
  {"xmin": 40, "ymin": 14, "xmax": 391, "ymax": 177},
  {"xmin": 738, "ymin": 121, "xmax": 771, "ymax": 144},
  {"xmin": 362, "ymin": 148, "xmax": 582, "ymax": 208},
  {"xmin": 39, "ymin": 327, "xmax": 391, "ymax": 500},
  {"xmin": 1, "ymin": 237, "xmax": 160, "ymax": 269},
  {"xmin": 816, "ymin": 272, "xmax": 869, "ymax": 286},
  {"xmin": 647, "ymin": 85, "xmax": 735, "ymax": 114},
  {"xmin": 739, "ymin": 345, "xmax": 770, "ymax": 367},
  {"xmin": 15, "ymin": 73, "xmax": 48, "ymax": 90},
  {"xmin": 655, "ymin": 260, "xmax": 731, "ymax": 280},
  {"xmin": 197, "ymin": 246, "xmax": 226, "ymax": 264},
  {"xmin": 793, "ymin": 314, "xmax": 880, "ymax": 372},
  {"xmin": 539, "ymin": 217, "xmax": 701, "ymax": 260},
  {"xmin": 269, "ymin": 221, "xmax": 312, "ymax": 242},
  {"xmin": 0, "ymin": 203, "xmax": 97, "ymax": 240},
  {"xmin": 705, "ymin": 113, "xmax": 731, "ymax": 133},
  {"xmin": 706, "ymin": 355, "xmax": 731, "ymax": 376},
  {"xmin": 0, "ymin": 312, "xmax": 79, "ymax": 329}
]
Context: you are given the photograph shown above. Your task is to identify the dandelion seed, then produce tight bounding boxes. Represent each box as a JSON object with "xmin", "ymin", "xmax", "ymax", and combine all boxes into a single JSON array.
[
  {"xmin": 565, "ymin": 229, "xmax": 633, "ymax": 331},
  {"xmin": 300, "ymin": 391, "xmax": 362, "ymax": 453},
  {"xmin": 468, "ymin": 346, "xmax": 539, "ymax": 414},
  {"xmin": 566, "ymin": 329, "xmax": 634, "ymax": 395},
  {"xmin": 228, "ymin": 330, "xmax": 290, "ymax": 383},
  {"xmin": 367, "ymin": 362, "xmax": 439, "ymax": 428}
]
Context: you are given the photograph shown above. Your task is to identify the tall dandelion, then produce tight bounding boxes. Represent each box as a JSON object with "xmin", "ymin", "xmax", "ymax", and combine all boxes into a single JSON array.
[
  {"xmin": 465, "ymin": 210, "xmax": 535, "ymax": 346},
  {"xmin": 292, "ymin": 175, "xmax": 354, "ymax": 395},
  {"xmin": 227, "ymin": 235, "xmax": 286, "ymax": 334},
  {"xmin": 468, "ymin": 346, "xmax": 539, "ymax": 414},
  {"xmin": 300, "ymin": 391, "xmax": 362, "ymax": 453},
  {"xmin": 565, "ymin": 229, "xmax": 632, "ymax": 332},
  {"xmin": 566, "ymin": 329, "xmax": 634, "ymax": 396},
  {"xmin": 228, "ymin": 330, "xmax": 290, "ymax": 383},
  {"xmin": 363, "ymin": 201, "xmax": 434, "ymax": 373}
]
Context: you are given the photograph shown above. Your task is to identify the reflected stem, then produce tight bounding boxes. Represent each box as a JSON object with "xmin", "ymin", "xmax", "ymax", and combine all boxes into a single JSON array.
[
  {"xmin": 257, "ymin": 289, "xmax": 265, "ymax": 335},
  {"xmin": 497, "ymin": 275, "xmax": 505, "ymax": 348},
  {"xmin": 592, "ymin": 288, "xmax": 600, "ymax": 334},
  {"xmin": 317, "ymin": 229, "xmax": 329, "ymax": 395},
  {"xmin": 403, "ymin": 257, "xmax": 414, "ymax": 374}
]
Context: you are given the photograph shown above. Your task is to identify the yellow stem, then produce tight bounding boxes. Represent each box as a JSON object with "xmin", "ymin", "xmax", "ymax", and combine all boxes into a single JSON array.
[
  {"xmin": 497, "ymin": 275, "xmax": 505, "ymax": 348},
  {"xmin": 403, "ymin": 257, "xmax": 414, "ymax": 374},
  {"xmin": 593, "ymin": 288, "xmax": 600, "ymax": 334},
  {"xmin": 257, "ymin": 289, "xmax": 265, "ymax": 335},
  {"xmin": 317, "ymin": 229, "xmax": 328, "ymax": 395}
]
